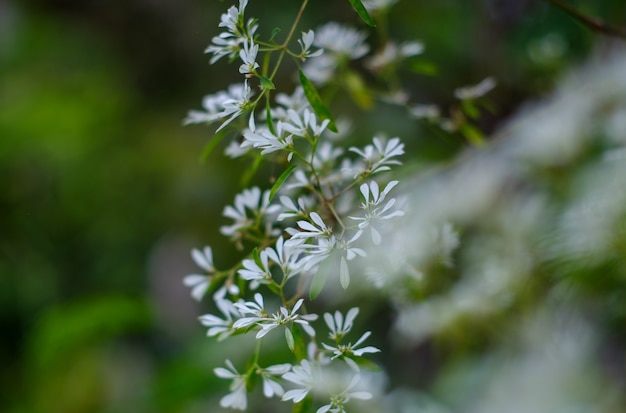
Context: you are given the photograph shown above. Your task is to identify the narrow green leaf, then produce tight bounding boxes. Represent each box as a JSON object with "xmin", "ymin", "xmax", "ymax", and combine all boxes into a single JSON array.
[
  {"xmin": 348, "ymin": 0, "xmax": 376, "ymax": 27},
  {"xmin": 252, "ymin": 247, "xmax": 262, "ymax": 267},
  {"xmin": 199, "ymin": 131, "xmax": 226, "ymax": 162},
  {"xmin": 299, "ymin": 70, "xmax": 337, "ymax": 133},
  {"xmin": 339, "ymin": 256, "xmax": 350, "ymax": 289},
  {"xmin": 310, "ymin": 266, "xmax": 329, "ymax": 300},
  {"xmin": 460, "ymin": 123, "xmax": 485, "ymax": 146},
  {"xmin": 240, "ymin": 154, "xmax": 264, "ymax": 186},
  {"xmin": 461, "ymin": 100, "xmax": 480, "ymax": 120},
  {"xmin": 270, "ymin": 165, "xmax": 296, "ymax": 201},
  {"xmin": 260, "ymin": 76, "xmax": 276, "ymax": 90},
  {"xmin": 266, "ymin": 98, "xmax": 277, "ymax": 135},
  {"xmin": 285, "ymin": 327, "xmax": 295, "ymax": 352},
  {"xmin": 292, "ymin": 324, "xmax": 307, "ymax": 361},
  {"xmin": 270, "ymin": 27, "xmax": 282, "ymax": 42},
  {"xmin": 408, "ymin": 60, "xmax": 439, "ymax": 76}
]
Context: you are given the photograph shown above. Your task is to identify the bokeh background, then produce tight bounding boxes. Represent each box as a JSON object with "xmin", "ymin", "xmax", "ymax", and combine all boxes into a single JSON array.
[{"xmin": 2, "ymin": 0, "xmax": 625, "ymax": 412}]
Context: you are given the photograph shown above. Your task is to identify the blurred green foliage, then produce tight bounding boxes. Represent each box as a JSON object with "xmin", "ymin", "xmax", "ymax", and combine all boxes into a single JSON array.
[{"xmin": 1, "ymin": 0, "xmax": 625, "ymax": 412}]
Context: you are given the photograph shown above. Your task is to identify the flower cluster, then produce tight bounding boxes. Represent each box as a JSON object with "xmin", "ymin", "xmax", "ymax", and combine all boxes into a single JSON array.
[{"xmin": 181, "ymin": 0, "xmax": 426, "ymax": 411}]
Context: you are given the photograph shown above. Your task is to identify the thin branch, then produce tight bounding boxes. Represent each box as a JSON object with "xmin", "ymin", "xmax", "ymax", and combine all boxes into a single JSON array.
[{"xmin": 546, "ymin": 0, "xmax": 626, "ymax": 40}]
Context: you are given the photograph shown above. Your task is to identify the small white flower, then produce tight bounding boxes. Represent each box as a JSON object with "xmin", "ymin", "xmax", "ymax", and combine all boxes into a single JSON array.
[
  {"xmin": 214, "ymin": 359, "xmax": 248, "ymax": 410},
  {"xmin": 242, "ymin": 125, "xmax": 294, "ymax": 158},
  {"xmin": 314, "ymin": 22, "xmax": 370, "ymax": 60},
  {"xmin": 221, "ymin": 187, "xmax": 280, "ymax": 238},
  {"xmin": 282, "ymin": 360, "xmax": 315, "ymax": 403},
  {"xmin": 316, "ymin": 374, "xmax": 373, "ymax": 413},
  {"xmin": 198, "ymin": 297, "xmax": 241, "ymax": 340},
  {"xmin": 277, "ymin": 195, "xmax": 310, "ymax": 221},
  {"xmin": 183, "ymin": 246, "xmax": 215, "ymax": 301},
  {"xmin": 324, "ymin": 307, "xmax": 360, "ymax": 341},
  {"xmin": 279, "ymin": 108, "xmax": 331, "ymax": 138},
  {"xmin": 216, "ymin": 80, "xmax": 254, "ymax": 132},
  {"xmin": 233, "ymin": 292, "xmax": 266, "ymax": 329},
  {"xmin": 349, "ymin": 136, "xmax": 404, "ymax": 175},
  {"xmin": 238, "ymin": 252, "xmax": 272, "ymax": 282},
  {"xmin": 298, "ymin": 30, "xmax": 324, "ymax": 60},
  {"xmin": 260, "ymin": 363, "xmax": 292, "ymax": 398},
  {"xmin": 367, "ymin": 40, "xmax": 423, "ymax": 72},
  {"xmin": 239, "ymin": 39, "xmax": 260, "ymax": 75},
  {"xmin": 349, "ymin": 180, "xmax": 405, "ymax": 244},
  {"xmin": 454, "ymin": 77, "xmax": 496, "ymax": 100},
  {"xmin": 322, "ymin": 331, "xmax": 381, "ymax": 369},
  {"xmin": 291, "ymin": 212, "xmax": 332, "ymax": 239}
]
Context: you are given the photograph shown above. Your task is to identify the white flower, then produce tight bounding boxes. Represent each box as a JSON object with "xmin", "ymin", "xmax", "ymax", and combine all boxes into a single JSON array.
[
  {"xmin": 239, "ymin": 39, "xmax": 260, "ymax": 75},
  {"xmin": 260, "ymin": 363, "xmax": 292, "ymax": 398},
  {"xmin": 454, "ymin": 77, "xmax": 496, "ymax": 100},
  {"xmin": 238, "ymin": 252, "xmax": 272, "ymax": 282},
  {"xmin": 277, "ymin": 195, "xmax": 310, "ymax": 221},
  {"xmin": 216, "ymin": 80, "xmax": 254, "ymax": 132},
  {"xmin": 291, "ymin": 212, "xmax": 332, "ymax": 239},
  {"xmin": 205, "ymin": 0, "xmax": 257, "ymax": 64},
  {"xmin": 198, "ymin": 297, "xmax": 241, "ymax": 340},
  {"xmin": 279, "ymin": 109, "xmax": 331, "ymax": 138},
  {"xmin": 324, "ymin": 307, "xmax": 360, "ymax": 341},
  {"xmin": 409, "ymin": 104, "xmax": 441, "ymax": 121},
  {"xmin": 242, "ymin": 124, "xmax": 294, "ymax": 159},
  {"xmin": 316, "ymin": 374, "xmax": 373, "ymax": 413},
  {"xmin": 349, "ymin": 180, "xmax": 405, "ymax": 244},
  {"xmin": 314, "ymin": 22, "xmax": 369, "ymax": 60},
  {"xmin": 233, "ymin": 292, "xmax": 266, "ymax": 329},
  {"xmin": 257, "ymin": 298, "xmax": 319, "ymax": 346},
  {"xmin": 221, "ymin": 187, "xmax": 280, "ymax": 238},
  {"xmin": 214, "ymin": 359, "xmax": 248, "ymax": 410},
  {"xmin": 183, "ymin": 246, "xmax": 215, "ymax": 301},
  {"xmin": 322, "ymin": 331, "xmax": 380, "ymax": 370},
  {"xmin": 271, "ymin": 86, "xmax": 310, "ymax": 120},
  {"xmin": 282, "ymin": 360, "xmax": 315, "ymax": 403},
  {"xmin": 367, "ymin": 40, "xmax": 423, "ymax": 72},
  {"xmin": 263, "ymin": 236, "xmax": 308, "ymax": 279},
  {"xmin": 183, "ymin": 83, "xmax": 248, "ymax": 126},
  {"xmin": 349, "ymin": 136, "xmax": 404, "ymax": 175},
  {"xmin": 298, "ymin": 30, "xmax": 324, "ymax": 60}
]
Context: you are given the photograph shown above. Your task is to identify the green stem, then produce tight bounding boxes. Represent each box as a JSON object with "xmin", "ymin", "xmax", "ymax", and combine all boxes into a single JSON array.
[{"xmin": 269, "ymin": 0, "xmax": 310, "ymax": 80}]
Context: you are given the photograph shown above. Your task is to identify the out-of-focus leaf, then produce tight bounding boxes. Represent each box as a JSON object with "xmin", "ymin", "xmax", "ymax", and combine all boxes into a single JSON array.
[
  {"xmin": 270, "ymin": 165, "xmax": 296, "ymax": 201},
  {"xmin": 460, "ymin": 123, "xmax": 485, "ymax": 146},
  {"xmin": 408, "ymin": 60, "xmax": 439, "ymax": 76},
  {"xmin": 200, "ymin": 130, "xmax": 226, "ymax": 161},
  {"xmin": 345, "ymin": 71, "xmax": 373, "ymax": 109},
  {"xmin": 348, "ymin": 0, "xmax": 376, "ymax": 27},
  {"xmin": 299, "ymin": 70, "xmax": 337, "ymax": 132}
]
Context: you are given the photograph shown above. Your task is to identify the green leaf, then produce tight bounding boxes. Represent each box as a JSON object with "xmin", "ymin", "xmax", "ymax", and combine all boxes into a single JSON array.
[
  {"xmin": 299, "ymin": 70, "xmax": 337, "ymax": 133},
  {"xmin": 270, "ymin": 27, "xmax": 282, "ymax": 42},
  {"xmin": 199, "ymin": 131, "xmax": 226, "ymax": 162},
  {"xmin": 461, "ymin": 100, "xmax": 480, "ymax": 120},
  {"xmin": 270, "ymin": 165, "xmax": 296, "ymax": 201},
  {"xmin": 459, "ymin": 123, "xmax": 485, "ymax": 146},
  {"xmin": 285, "ymin": 327, "xmax": 295, "ymax": 352},
  {"xmin": 291, "ymin": 324, "xmax": 307, "ymax": 360},
  {"xmin": 310, "ymin": 264, "xmax": 330, "ymax": 300},
  {"xmin": 345, "ymin": 71, "xmax": 373, "ymax": 109},
  {"xmin": 408, "ymin": 60, "xmax": 439, "ymax": 76},
  {"xmin": 260, "ymin": 76, "xmax": 276, "ymax": 90},
  {"xmin": 252, "ymin": 247, "xmax": 262, "ymax": 267},
  {"xmin": 348, "ymin": 0, "xmax": 376, "ymax": 27},
  {"xmin": 240, "ymin": 154, "xmax": 264, "ymax": 187},
  {"xmin": 266, "ymin": 98, "xmax": 277, "ymax": 135}
]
